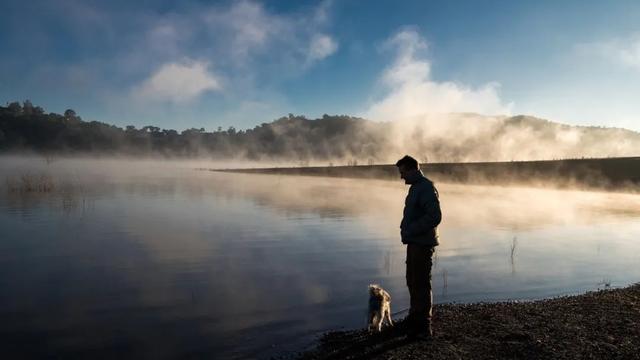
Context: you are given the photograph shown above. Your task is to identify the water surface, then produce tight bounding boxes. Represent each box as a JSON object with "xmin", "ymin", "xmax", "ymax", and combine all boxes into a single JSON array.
[{"xmin": 1, "ymin": 158, "xmax": 639, "ymax": 359}]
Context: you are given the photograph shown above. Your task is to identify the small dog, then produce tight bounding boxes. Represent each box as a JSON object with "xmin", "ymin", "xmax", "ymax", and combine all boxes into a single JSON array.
[{"xmin": 367, "ymin": 284, "xmax": 393, "ymax": 332}]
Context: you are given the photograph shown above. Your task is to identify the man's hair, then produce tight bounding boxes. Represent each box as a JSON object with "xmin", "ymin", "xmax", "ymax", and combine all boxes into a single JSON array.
[{"xmin": 395, "ymin": 155, "xmax": 419, "ymax": 169}]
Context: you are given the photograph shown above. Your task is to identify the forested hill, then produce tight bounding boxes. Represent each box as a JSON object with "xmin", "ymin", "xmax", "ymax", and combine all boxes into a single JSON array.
[
  {"xmin": 0, "ymin": 101, "xmax": 382, "ymax": 160},
  {"xmin": 1, "ymin": 101, "xmax": 640, "ymax": 163}
]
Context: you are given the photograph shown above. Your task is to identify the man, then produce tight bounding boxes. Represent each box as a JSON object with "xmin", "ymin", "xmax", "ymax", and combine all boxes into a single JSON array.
[{"xmin": 396, "ymin": 155, "xmax": 442, "ymax": 340}]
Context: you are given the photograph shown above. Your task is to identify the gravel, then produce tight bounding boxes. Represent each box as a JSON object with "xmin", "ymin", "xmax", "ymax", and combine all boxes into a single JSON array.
[{"xmin": 295, "ymin": 284, "xmax": 640, "ymax": 360}]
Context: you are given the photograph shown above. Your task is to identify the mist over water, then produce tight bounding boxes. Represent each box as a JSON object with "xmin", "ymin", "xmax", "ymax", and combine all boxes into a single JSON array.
[{"xmin": 1, "ymin": 157, "xmax": 640, "ymax": 359}]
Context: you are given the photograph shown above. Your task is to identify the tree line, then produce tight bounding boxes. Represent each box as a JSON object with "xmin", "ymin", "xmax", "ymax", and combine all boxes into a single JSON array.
[
  {"xmin": 3, "ymin": 101, "xmax": 639, "ymax": 163},
  {"xmin": 0, "ymin": 101, "xmax": 390, "ymax": 161}
]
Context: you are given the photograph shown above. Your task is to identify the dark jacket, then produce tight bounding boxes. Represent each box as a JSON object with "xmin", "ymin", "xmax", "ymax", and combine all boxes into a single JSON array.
[{"xmin": 400, "ymin": 170, "xmax": 441, "ymax": 247}]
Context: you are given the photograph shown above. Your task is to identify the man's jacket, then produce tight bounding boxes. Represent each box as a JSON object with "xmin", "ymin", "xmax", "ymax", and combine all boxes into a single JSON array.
[{"xmin": 400, "ymin": 171, "xmax": 442, "ymax": 247}]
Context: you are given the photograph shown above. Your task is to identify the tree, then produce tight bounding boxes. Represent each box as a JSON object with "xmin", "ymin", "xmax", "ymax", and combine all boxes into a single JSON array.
[
  {"xmin": 7, "ymin": 102, "xmax": 21, "ymax": 114},
  {"xmin": 64, "ymin": 109, "xmax": 78, "ymax": 120},
  {"xmin": 142, "ymin": 126, "xmax": 160, "ymax": 133},
  {"xmin": 22, "ymin": 100, "xmax": 34, "ymax": 115}
]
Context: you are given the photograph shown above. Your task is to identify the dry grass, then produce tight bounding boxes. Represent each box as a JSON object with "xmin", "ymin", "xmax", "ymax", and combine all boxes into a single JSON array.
[{"xmin": 5, "ymin": 174, "xmax": 55, "ymax": 193}]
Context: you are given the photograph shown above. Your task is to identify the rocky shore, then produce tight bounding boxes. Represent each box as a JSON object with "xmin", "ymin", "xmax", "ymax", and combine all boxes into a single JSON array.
[{"xmin": 297, "ymin": 284, "xmax": 640, "ymax": 360}]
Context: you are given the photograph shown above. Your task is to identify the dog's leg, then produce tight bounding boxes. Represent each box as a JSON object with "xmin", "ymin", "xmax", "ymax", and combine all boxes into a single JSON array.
[
  {"xmin": 368, "ymin": 312, "xmax": 377, "ymax": 333},
  {"xmin": 370, "ymin": 312, "xmax": 381, "ymax": 333},
  {"xmin": 384, "ymin": 308, "xmax": 393, "ymax": 327},
  {"xmin": 376, "ymin": 313, "xmax": 383, "ymax": 332}
]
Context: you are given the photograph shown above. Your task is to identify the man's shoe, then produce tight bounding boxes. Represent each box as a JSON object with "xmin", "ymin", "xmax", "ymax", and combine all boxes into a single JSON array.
[
  {"xmin": 406, "ymin": 324, "xmax": 432, "ymax": 341},
  {"xmin": 425, "ymin": 322, "xmax": 433, "ymax": 337},
  {"xmin": 406, "ymin": 331, "xmax": 432, "ymax": 342}
]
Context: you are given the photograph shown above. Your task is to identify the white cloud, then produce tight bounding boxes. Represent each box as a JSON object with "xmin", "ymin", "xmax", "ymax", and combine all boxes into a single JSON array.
[
  {"xmin": 307, "ymin": 34, "xmax": 338, "ymax": 64},
  {"xmin": 201, "ymin": 0, "xmax": 337, "ymax": 67},
  {"xmin": 312, "ymin": 0, "xmax": 332, "ymax": 24},
  {"xmin": 364, "ymin": 29, "xmax": 512, "ymax": 121},
  {"xmin": 146, "ymin": 24, "xmax": 183, "ymax": 56},
  {"xmin": 133, "ymin": 60, "xmax": 221, "ymax": 103},
  {"xmin": 204, "ymin": 0, "xmax": 286, "ymax": 62},
  {"xmin": 384, "ymin": 29, "xmax": 427, "ymax": 62},
  {"xmin": 578, "ymin": 34, "xmax": 640, "ymax": 71},
  {"xmin": 619, "ymin": 41, "xmax": 640, "ymax": 69}
]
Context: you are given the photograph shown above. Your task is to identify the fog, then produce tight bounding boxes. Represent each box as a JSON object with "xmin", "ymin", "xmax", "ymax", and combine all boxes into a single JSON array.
[
  {"xmin": 357, "ymin": 29, "xmax": 640, "ymax": 163},
  {"xmin": 3, "ymin": 102, "xmax": 640, "ymax": 166},
  {"xmin": 224, "ymin": 112, "xmax": 640, "ymax": 164},
  {"xmin": 3, "ymin": 155, "xmax": 639, "ymax": 302},
  {"xmin": 4, "ymin": 155, "xmax": 640, "ymax": 286},
  {"xmin": 4, "ymin": 155, "xmax": 639, "ymax": 230},
  {"xmin": 374, "ymin": 113, "xmax": 640, "ymax": 163}
]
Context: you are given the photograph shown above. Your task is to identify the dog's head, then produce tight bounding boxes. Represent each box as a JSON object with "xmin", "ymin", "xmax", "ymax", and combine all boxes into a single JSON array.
[{"xmin": 368, "ymin": 284, "xmax": 390, "ymax": 301}]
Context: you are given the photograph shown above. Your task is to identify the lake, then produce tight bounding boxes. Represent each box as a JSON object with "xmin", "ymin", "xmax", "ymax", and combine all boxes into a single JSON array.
[{"xmin": 1, "ymin": 157, "xmax": 639, "ymax": 359}]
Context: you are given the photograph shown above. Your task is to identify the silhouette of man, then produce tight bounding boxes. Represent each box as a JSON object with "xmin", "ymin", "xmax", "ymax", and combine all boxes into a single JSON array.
[{"xmin": 396, "ymin": 155, "xmax": 442, "ymax": 339}]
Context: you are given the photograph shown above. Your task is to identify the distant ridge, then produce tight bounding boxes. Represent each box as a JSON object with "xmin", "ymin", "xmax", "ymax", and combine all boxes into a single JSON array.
[{"xmin": 1, "ymin": 101, "xmax": 639, "ymax": 163}]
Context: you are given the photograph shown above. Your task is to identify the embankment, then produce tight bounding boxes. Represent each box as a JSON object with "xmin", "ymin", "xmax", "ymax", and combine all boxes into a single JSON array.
[{"xmin": 210, "ymin": 157, "xmax": 640, "ymax": 191}]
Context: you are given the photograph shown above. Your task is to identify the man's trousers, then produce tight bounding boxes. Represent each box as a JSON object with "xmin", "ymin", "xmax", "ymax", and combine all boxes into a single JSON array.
[{"xmin": 406, "ymin": 243, "xmax": 435, "ymax": 328}]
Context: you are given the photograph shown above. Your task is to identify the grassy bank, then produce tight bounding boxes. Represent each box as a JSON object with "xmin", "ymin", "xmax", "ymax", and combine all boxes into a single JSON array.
[
  {"xmin": 296, "ymin": 284, "xmax": 640, "ymax": 359},
  {"xmin": 212, "ymin": 157, "xmax": 640, "ymax": 192}
]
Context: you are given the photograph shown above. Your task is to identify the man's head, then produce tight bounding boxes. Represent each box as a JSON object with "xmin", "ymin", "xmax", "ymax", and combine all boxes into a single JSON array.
[{"xmin": 396, "ymin": 155, "xmax": 420, "ymax": 183}]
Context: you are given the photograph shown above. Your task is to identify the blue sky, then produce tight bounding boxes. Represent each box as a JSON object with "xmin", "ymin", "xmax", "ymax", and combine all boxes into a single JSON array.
[{"xmin": 1, "ymin": 0, "xmax": 640, "ymax": 131}]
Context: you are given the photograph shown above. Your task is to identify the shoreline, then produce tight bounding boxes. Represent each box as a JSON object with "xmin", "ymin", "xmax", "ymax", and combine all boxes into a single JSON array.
[{"xmin": 296, "ymin": 284, "xmax": 640, "ymax": 359}]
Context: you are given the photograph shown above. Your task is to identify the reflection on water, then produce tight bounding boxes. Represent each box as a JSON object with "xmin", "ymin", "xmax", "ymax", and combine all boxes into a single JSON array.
[{"xmin": 1, "ymin": 158, "xmax": 640, "ymax": 359}]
